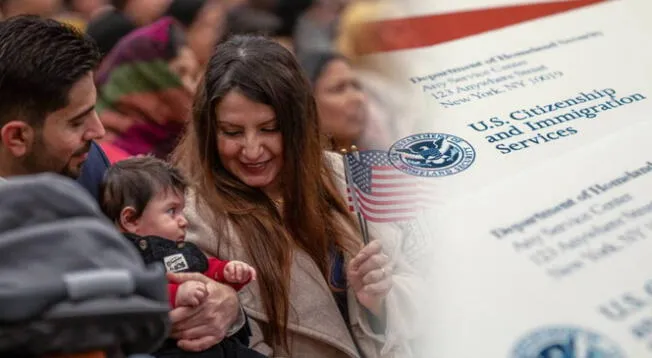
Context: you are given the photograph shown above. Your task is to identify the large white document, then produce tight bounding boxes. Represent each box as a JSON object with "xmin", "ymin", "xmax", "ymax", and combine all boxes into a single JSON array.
[{"xmin": 359, "ymin": 0, "xmax": 652, "ymax": 356}]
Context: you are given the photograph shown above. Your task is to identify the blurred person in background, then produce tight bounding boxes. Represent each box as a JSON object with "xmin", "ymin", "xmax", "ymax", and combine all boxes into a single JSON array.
[
  {"xmin": 244, "ymin": 0, "xmax": 313, "ymax": 50},
  {"xmin": 108, "ymin": 0, "xmax": 171, "ymax": 27},
  {"xmin": 0, "ymin": 0, "xmax": 62, "ymax": 18},
  {"xmin": 260, "ymin": 0, "xmax": 312, "ymax": 38},
  {"xmin": 223, "ymin": 0, "xmax": 248, "ymax": 10},
  {"xmin": 335, "ymin": 0, "xmax": 383, "ymax": 62},
  {"xmin": 64, "ymin": 0, "xmax": 108, "ymax": 20},
  {"xmin": 301, "ymin": 51, "xmax": 392, "ymax": 150},
  {"xmin": 57, "ymin": 0, "xmax": 109, "ymax": 30},
  {"xmin": 86, "ymin": 0, "xmax": 171, "ymax": 56},
  {"xmin": 294, "ymin": 0, "xmax": 347, "ymax": 57},
  {"xmin": 224, "ymin": 5, "xmax": 288, "ymax": 51},
  {"xmin": 95, "ymin": 17, "xmax": 199, "ymax": 161},
  {"xmin": 334, "ymin": 0, "xmax": 420, "ymax": 148},
  {"xmin": 300, "ymin": 52, "xmax": 368, "ymax": 151},
  {"xmin": 165, "ymin": 0, "xmax": 226, "ymax": 70}
]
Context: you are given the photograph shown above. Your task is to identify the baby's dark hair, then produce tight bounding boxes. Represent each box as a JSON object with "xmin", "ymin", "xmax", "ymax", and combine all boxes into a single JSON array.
[{"xmin": 100, "ymin": 156, "xmax": 188, "ymax": 222}]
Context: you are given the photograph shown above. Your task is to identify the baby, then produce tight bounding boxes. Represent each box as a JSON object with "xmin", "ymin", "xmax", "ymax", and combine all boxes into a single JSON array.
[
  {"xmin": 100, "ymin": 156, "xmax": 256, "ymax": 308},
  {"xmin": 100, "ymin": 156, "xmax": 262, "ymax": 358}
]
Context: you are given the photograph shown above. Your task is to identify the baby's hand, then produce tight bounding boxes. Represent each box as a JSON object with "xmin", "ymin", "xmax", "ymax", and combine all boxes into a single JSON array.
[
  {"xmin": 175, "ymin": 280, "xmax": 207, "ymax": 307},
  {"xmin": 223, "ymin": 261, "xmax": 257, "ymax": 284}
]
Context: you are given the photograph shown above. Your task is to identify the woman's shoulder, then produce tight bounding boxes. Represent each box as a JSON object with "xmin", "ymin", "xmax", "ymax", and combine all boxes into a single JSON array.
[
  {"xmin": 183, "ymin": 188, "xmax": 247, "ymax": 259},
  {"xmin": 323, "ymin": 150, "xmax": 347, "ymax": 192},
  {"xmin": 183, "ymin": 189, "xmax": 221, "ymax": 253}
]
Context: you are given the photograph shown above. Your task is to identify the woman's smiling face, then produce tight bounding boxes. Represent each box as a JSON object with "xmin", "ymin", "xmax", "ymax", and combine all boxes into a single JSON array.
[{"xmin": 215, "ymin": 90, "xmax": 284, "ymax": 197}]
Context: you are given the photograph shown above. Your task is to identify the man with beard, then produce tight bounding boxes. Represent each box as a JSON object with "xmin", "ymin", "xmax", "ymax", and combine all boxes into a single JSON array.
[
  {"xmin": 0, "ymin": 15, "xmax": 249, "ymax": 354},
  {"xmin": 0, "ymin": 16, "xmax": 104, "ymax": 179}
]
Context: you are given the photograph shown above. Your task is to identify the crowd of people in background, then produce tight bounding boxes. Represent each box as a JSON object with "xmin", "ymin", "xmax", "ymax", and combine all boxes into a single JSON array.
[
  {"xmin": 0, "ymin": 0, "xmax": 402, "ymax": 155},
  {"xmin": 0, "ymin": 1, "xmax": 427, "ymax": 357}
]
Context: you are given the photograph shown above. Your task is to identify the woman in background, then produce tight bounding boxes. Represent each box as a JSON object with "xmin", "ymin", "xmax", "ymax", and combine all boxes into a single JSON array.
[
  {"xmin": 0, "ymin": 0, "xmax": 62, "ymax": 19},
  {"xmin": 86, "ymin": 0, "xmax": 172, "ymax": 56},
  {"xmin": 96, "ymin": 17, "xmax": 199, "ymax": 161},
  {"xmin": 57, "ymin": 0, "xmax": 108, "ymax": 30},
  {"xmin": 165, "ymin": 0, "xmax": 226, "ymax": 70},
  {"xmin": 301, "ymin": 51, "xmax": 393, "ymax": 151},
  {"xmin": 334, "ymin": 0, "xmax": 420, "ymax": 148}
]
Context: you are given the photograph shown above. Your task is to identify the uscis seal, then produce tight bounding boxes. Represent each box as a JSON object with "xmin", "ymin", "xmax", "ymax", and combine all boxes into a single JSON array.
[
  {"xmin": 512, "ymin": 326, "xmax": 626, "ymax": 358},
  {"xmin": 388, "ymin": 132, "xmax": 475, "ymax": 177}
]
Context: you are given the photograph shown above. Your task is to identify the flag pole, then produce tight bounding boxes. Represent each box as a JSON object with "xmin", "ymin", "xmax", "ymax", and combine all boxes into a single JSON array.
[{"xmin": 342, "ymin": 146, "xmax": 370, "ymax": 245}]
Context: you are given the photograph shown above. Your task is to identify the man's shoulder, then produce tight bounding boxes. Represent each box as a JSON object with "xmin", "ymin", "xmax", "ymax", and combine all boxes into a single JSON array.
[{"xmin": 77, "ymin": 141, "xmax": 111, "ymax": 202}]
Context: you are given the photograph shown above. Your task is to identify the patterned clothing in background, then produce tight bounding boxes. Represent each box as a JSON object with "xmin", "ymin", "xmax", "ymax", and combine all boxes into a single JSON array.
[{"xmin": 96, "ymin": 17, "xmax": 192, "ymax": 159}]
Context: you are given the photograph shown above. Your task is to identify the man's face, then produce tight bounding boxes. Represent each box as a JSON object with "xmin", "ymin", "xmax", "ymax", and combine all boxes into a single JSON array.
[{"xmin": 22, "ymin": 73, "xmax": 105, "ymax": 178}]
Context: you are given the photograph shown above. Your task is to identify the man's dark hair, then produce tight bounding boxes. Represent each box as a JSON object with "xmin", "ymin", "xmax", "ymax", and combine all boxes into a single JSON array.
[
  {"xmin": 100, "ymin": 156, "xmax": 188, "ymax": 222},
  {"xmin": 0, "ymin": 16, "xmax": 100, "ymax": 127}
]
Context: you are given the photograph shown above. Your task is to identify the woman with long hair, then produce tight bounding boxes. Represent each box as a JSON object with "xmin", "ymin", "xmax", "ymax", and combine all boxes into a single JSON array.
[
  {"xmin": 173, "ymin": 35, "xmax": 420, "ymax": 357},
  {"xmin": 300, "ymin": 51, "xmax": 368, "ymax": 151},
  {"xmin": 164, "ymin": 0, "xmax": 226, "ymax": 70}
]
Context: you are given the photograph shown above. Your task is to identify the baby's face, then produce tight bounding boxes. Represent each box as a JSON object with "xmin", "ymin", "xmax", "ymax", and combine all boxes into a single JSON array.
[{"xmin": 134, "ymin": 189, "xmax": 187, "ymax": 241}]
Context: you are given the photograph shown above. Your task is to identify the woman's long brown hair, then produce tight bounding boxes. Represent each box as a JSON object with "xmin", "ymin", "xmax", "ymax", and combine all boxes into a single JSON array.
[{"xmin": 172, "ymin": 35, "xmax": 361, "ymax": 351}]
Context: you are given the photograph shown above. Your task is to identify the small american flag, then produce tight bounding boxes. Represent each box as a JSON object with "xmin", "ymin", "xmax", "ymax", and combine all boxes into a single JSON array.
[{"xmin": 344, "ymin": 150, "xmax": 436, "ymax": 223}]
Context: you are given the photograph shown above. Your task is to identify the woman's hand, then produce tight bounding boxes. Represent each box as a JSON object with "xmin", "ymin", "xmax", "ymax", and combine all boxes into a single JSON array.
[{"xmin": 347, "ymin": 240, "xmax": 392, "ymax": 317}]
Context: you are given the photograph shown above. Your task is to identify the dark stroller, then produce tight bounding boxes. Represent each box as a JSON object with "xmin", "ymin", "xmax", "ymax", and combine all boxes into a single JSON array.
[{"xmin": 0, "ymin": 174, "xmax": 171, "ymax": 358}]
